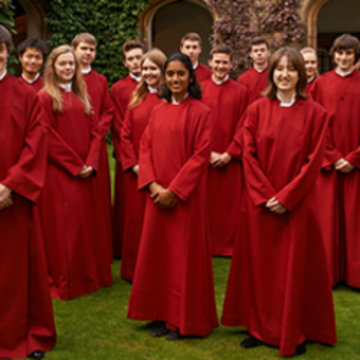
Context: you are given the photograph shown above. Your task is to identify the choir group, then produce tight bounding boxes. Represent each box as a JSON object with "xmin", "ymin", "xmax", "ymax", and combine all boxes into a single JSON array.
[{"xmin": 1, "ymin": 22, "xmax": 360, "ymax": 359}]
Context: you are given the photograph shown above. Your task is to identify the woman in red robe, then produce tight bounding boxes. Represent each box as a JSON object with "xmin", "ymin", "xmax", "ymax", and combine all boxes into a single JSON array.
[
  {"xmin": 38, "ymin": 45, "xmax": 112, "ymax": 300},
  {"xmin": 127, "ymin": 53, "xmax": 218, "ymax": 339},
  {"xmin": 300, "ymin": 47, "xmax": 318, "ymax": 95},
  {"xmin": 120, "ymin": 48, "xmax": 166, "ymax": 281},
  {"xmin": 222, "ymin": 47, "xmax": 336, "ymax": 356}
]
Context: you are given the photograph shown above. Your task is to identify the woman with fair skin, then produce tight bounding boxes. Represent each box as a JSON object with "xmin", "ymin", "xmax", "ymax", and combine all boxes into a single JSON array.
[
  {"xmin": 222, "ymin": 47, "xmax": 336, "ymax": 357},
  {"xmin": 38, "ymin": 45, "xmax": 112, "ymax": 300},
  {"xmin": 300, "ymin": 47, "xmax": 318, "ymax": 94},
  {"xmin": 119, "ymin": 48, "xmax": 166, "ymax": 281},
  {"xmin": 127, "ymin": 53, "xmax": 218, "ymax": 340}
]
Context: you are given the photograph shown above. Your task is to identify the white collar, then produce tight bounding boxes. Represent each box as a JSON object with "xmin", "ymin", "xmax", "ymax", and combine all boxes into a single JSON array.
[
  {"xmin": 81, "ymin": 67, "xmax": 91, "ymax": 75},
  {"xmin": 0, "ymin": 69, "xmax": 7, "ymax": 81},
  {"xmin": 171, "ymin": 93, "xmax": 189, "ymax": 105},
  {"xmin": 130, "ymin": 72, "xmax": 142, "ymax": 83},
  {"xmin": 193, "ymin": 61, "xmax": 199, "ymax": 70},
  {"xmin": 211, "ymin": 74, "xmax": 229, "ymax": 85},
  {"xmin": 22, "ymin": 72, "xmax": 40, "ymax": 84},
  {"xmin": 254, "ymin": 65, "xmax": 267, "ymax": 73},
  {"xmin": 58, "ymin": 82, "xmax": 72, "ymax": 92},
  {"xmin": 335, "ymin": 67, "xmax": 355, "ymax": 78},
  {"xmin": 147, "ymin": 85, "xmax": 158, "ymax": 94},
  {"xmin": 307, "ymin": 75, "xmax": 316, "ymax": 83},
  {"xmin": 276, "ymin": 92, "xmax": 296, "ymax": 107}
]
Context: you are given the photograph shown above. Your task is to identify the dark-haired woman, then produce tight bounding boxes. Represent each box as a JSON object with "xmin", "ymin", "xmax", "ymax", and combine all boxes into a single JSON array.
[
  {"xmin": 127, "ymin": 53, "xmax": 218, "ymax": 339},
  {"xmin": 221, "ymin": 47, "xmax": 336, "ymax": 356}
]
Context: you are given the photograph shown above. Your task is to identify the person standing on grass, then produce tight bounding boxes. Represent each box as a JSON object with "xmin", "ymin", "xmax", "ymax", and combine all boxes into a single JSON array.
[
  {"xmin": 300, "ymin": 47, "xmax": 318, "ymax": 94},
  {"xmin": 201, "ymin": 44, "xmax": 248, "ymax": 256},
  {"xmin": 111, "ymin": 40, "xmax": 145, "ymax": 259},
  {"xmin": 0, "ymin": 25, "xmax": 56, "ymax": 360},
  {"xmin": 222, "ymin": 47, "xmax": 336, "ymax": 356},
  {"xmin": 72, "ymin": 32, "xmax": 114, "ymax": 262},
  {"xmin": 128, "ymin": 53, "xmax": 218, "ymax": 340},
  {"xmin": 237, "ymin": 37, "xmax": 271, "ymax": 104},
  {"xmin": 38, "ymin": 45, "xmax": 113, "ymax": 300},
  {"xmin": 120, "ymin": 48, "xmax": 166, "ymax": 281},
  {"xmin": 180, "ymin": 32, "xmax": 211, "ymax": 82}
]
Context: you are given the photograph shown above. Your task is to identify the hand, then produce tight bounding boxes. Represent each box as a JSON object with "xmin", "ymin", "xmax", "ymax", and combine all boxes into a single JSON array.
[
  {"xmin": 77, "ymin": 165, "xmax": 94, "ymax": 178},
  {"xmin": 210, "ymin": 151, "xmax": 221, "ymax": 165},
  {"xmin": 265, "ymin": 197, "xmax": 287, "ymax": 215},
  {"xmin": 0, "ymin": 183, "xmax": 13, "ymax": 211},
  {"xmin": 149, "ymin": 182, "xmax": 176, "ymax": 209},
  {"xmin": 213, "ymin": 152, "xmax": 232, "ymax": 168},
  {"xmin": 132, "ymin": 164, "xmax": 139, "ymax": 175},
  {"xmin": 334, "ymin": 158, "xmax": 355, "ymax": 174}
]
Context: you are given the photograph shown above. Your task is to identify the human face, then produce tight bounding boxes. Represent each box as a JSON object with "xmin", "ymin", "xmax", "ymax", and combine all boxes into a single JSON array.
[
  {"xmin": 0, "ymin": 42, "xmax": 8, "ymax": 73},
  {"xmin": 73, "ymin": 41, "xmax": 96, "ymax": 68},
  {"xmin": 250, "ymin": 43, "xmax": 270, "ymax": 68},
  {"xmin": 273, "ymin": 55, "xmax": 299, "ymax": 95},
  {"xmin": 180, "ymin": 40, "xmax": 201, "ymax": 65},
  {"xmin": 141, "ymin": 58, "xmax": 161, "ymax": 88},
  {"xmin": 302, "ymin": 52, "xmax": 318, "ymax": 80},
  {"xmin": 165, "ymin": 60, "xmax": 190, "ymax": 101},
  {"xmin": 19, "ymin": 47, "xmax": 43, "ymax": 77},
  {"xmin": 334, "ymin": 48, "xmax": 356, "ymax": 73},
  {"xmin": 54, "ymin": 52, "xmax": 76, "ymax": 84},
  {"xmin": 124, "ymin": 48, "xmax": 143, "ymax": 77},
  {"xmin": 209, "ymin": 53, "xmax": 232, "ymax": 82}
]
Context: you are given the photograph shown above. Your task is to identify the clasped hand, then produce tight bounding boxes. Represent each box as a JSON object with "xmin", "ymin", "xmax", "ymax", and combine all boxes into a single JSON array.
[
  {"xmin": 0, "ymin": 183, "xmax": 13, "ymax": 211},
  {"xmin": 210, "ymin": 151, "xmax": 231, "ymax": 168},
  {"xmin": 77, "ymin": 165, "xmax": 94, "ymax": 178},
  {"xmin": 334, "ymin": 158, "xmax": 355, "ymax": 174},
  {"xmin": 149, "ymin": 182, "xmax": 176, "ymax": 209},
  {"xmin": 265, "ymin": 197, "xmax": 287, "ymax": 215}
]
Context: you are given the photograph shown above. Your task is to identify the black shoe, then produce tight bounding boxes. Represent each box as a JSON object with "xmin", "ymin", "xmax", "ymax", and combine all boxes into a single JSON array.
[
  {"xmin": 150, "ymin": 323, "xmax": 168, "ymax": 337},
  {"xmin": 240, "ymin": 336, "xmax": 263, "ymax": 349},
  {"xmin": 165, "ymin": 330, "xmax": 183, "ymax": 340},
  {"xmin": 28, "ymin": 350, "xmax": 45, "ymax": 359},
  {"xmin": 294, "ymin": 342, "xmax": 307, "ymax": 356}
]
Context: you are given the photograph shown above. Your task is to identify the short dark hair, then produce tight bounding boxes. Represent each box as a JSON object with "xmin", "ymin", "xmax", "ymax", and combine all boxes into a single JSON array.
[
  {"xmin": 0, "ymin": 25, "xmax": 13, "ymax": 53},
  {"xmin": 159, "ymin": 52, "xmax": 202, "ymax": 102},
  {"xmin": 209, "ymin": 44, "xmax": 233, "ymax": 61},
  {"xmin": 122, "ymin": 40, "xmax": 145, "ymax": 57},
  {"xmin": 17, "ymin": 38, "xmax": 47, "ymax": 57},
  {"xmin": 330, "ymin": 33, "xmax": 360, "ymax": 63},
  {"xmin": 250, "ymin": 36, "xmax": 269, "ymax": 50},
  {"xmin": 180, "ymin": 32, "xmax": 202, "ymax": 47}
]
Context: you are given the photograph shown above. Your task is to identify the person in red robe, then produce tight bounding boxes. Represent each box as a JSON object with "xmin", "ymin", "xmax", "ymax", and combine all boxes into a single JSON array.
[
  {"xmin": 111, "ymin": 40, "xmax": 145, "ymax": 259},
  {"xmin": 128, "ymin": 53, "xmax": 218, "ymax": 340},
  {"xmin": 38, "ymin": 45, "xmax": 113, "ymax": 300},
  {"xmin": 72, "ymin": 32, "xmax": 114, "ymax": 262},
  {"xmin": 120, "ymin": 48, "xmax": 166, "ymax": 281},
  {"xmin": 180, "ymin": 32, "xmax": 211, "ymax": 82},
  {"xmin": 300, "ymin": 47, "xmax": 318, "ymax": 95},
  {"xmin": 222, "ymin": 47, "xmax": 336, "ymax": 356},
  {"xmin": 201, "ymin": 44, "xmax": 248, "ymax": 256},
  {"xmin": 17, "ymin": 37, "xmax": 46, "ymax": 92},
  {"xmin": 311, "ymin": 34, "xmax": 360, "ymax": 288},
  {"xmin": 237, "ymin": 37, "xmax": 270, "ymax": 104},
  {"xmin": 0, "ymin": 26, "xmax": 56, "ymax": 360}
]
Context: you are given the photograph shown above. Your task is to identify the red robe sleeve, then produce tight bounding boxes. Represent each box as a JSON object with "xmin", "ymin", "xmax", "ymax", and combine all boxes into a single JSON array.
[
  {"xmin": 96, "ymin": 77, "xmax": 114, "ymax": 139},
  {"xmin": 120, "ymin": 108, "xmax": 138, "ymax": 171},
  {"xmin": 85, "ymin": 111, "xmax": 102, "ymax": 173}
]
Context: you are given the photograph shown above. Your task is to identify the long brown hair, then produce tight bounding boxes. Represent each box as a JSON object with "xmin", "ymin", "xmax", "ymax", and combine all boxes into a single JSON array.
[
  {"xmin": 129, "ymin": 48, "xmax": 166, "ymax": 109},
  {"xmin": 43, "ymin": 45, "xmax": 91, "ymax": 115}
]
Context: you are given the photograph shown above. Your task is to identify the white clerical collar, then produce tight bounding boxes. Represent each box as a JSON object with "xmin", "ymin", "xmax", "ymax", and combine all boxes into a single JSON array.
[
  {"xmin": 22, "ymin": 72, "xmax": 40, "ymax": 84},
  {"xmin": 276, "ymin": 92, "xmax": 296, "ymax": 107},
  {"xmin": 147, "ymin": 85, "xmax": 158, "ymax": 94},
  {"xmin": 335, "ymin": 67, "xmax": 355, "ymax": 78},
  {"xmin": 211, "ymin": 74, "xmax": 229, "ymax": 85},
  {"xmin": 58, "ymin": 82, "xmax": 72, "ymax": 92},
  {"xmin": 0, "ymin": 69, "xmax": 7, "ymax": 81},
  {"xmin": 307, "ymin": 76, "xmax": 316, "ymax": 83},
  {"xmin": 193, "ymin": 61, "xmax": 199, "ymax": 70},
  {"xmin": 81, "ymin": 67, "xmax": 91, "ymax": 75},
  {"xmin": 130, "ymin": 72, "xmax": 142, "ymax": 83},
  {"xmin": 171, "ymin": 93, "xmax": 189, "ymax": 105},
  {"xmin": 254, "ymin": 65, "xmax": 267, "ymax": 73}
]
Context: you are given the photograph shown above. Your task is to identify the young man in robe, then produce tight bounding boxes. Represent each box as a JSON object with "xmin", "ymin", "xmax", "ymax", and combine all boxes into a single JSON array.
[
  {"xmin": 0, "ymin": 25, "xmax": 56, "ymax": 360},
  {"xmin": 72, "ymin": 32, "xmax": 114, "ymax": 262},
  {"xmin": 180, "ymin": 32, "xmax": 211, "ymax": 82},
  {"xmin": 111, "ymin": 40, "xmax": 145, "ymax": 258},
  {"xmin": 311, "ymin": 33, "xmax": 360, "ymax": 288},
  {"xmin": 17, "ymin": 37, "xmax": 47, "ymax": 92},
  {"xmin": 237, "ymin": 37, "xmax": 271, "ymax": 104},
  {"xmin": 201, "ymin": 44, "xmax": 248, "ymax": 256}
]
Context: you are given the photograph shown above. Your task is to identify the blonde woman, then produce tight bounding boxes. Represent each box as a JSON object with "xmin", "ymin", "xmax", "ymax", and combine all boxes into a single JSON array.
[
  {"xmin": 38, "ymin": 45, "xmax": 112, "ymax": 300},
  {"xmin": 300, "ymin": 47, "xmax": 319, "ymax": 94}
]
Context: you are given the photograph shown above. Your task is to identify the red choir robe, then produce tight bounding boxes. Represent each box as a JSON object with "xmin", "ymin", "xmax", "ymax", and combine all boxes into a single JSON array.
[
  {"xmin": 311, "ymin": 69, "xmax": 360, "ymax": 288},
  {"xmin": 38, "ymin": 90, "xmax": 113, "ymax": 300},
  {"xmin": 201, "ymin": 77, "xmax": 248, "ymax": 256},
  {"xmin": 305, "ymin": 77, "xmax": 316, "ymax": 95},
  {"xmin": 222, "ymin": 97, "xmax": 336, "ymax": 356},
  {"xmin": 111, "ymin": 74, "xmax": 139, "ymax": 258},
  {"xmin": 128, "ymin": 97, "xmax": 218, "ymax": 336},
  {"xmin": 18, "ymin": 73, "xmax": 44, "ymax": 92},
  {"xmin": 120, "ymin": 92, "xmax": 162, "ymax": 281},
  {"xmin": 195, "ymin": 62, "xmax": 212, "ymax": 82},
  {"xmin": 237, "ymin": 67, "xmax": 267, "ymax": 104},
  {"xmin": 83, "ymin": 69, "xmax": 114, "ymax": 261},
  {"xmin": 0, "ymin": 74, "xmax": 56, "ymax": 358}
]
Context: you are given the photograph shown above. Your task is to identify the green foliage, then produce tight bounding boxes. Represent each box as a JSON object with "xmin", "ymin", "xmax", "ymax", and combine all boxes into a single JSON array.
[{"xmin": 45, "ymin": 0, "xmax": 149, "ymax": 85}]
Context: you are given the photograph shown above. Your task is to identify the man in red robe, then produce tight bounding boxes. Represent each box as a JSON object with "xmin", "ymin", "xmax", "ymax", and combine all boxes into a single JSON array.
[
  {"xmin": 72, "ymin": 32, "xmax": 114, "ymax": 261},
  {"xmin": 17, "ymin": 37, "xmax": 46, "ymax": 92},
  {"xmin": 201, "ymin": 44, "xmax": 248, "ymax": 256},
  {"xmin": 180, "ymin": 32, "xmax": 212, "ymax": 82},
  {"xmin": 0, "ymin": 25, "xmax": 56, "ymax": 360},
  {"xmin": 237, "ymin": 37, "xmax": 270, "ymax": 104},
  {"xmin": 311, "ymin": 33, "xmax": 360, "ymax": 288},
  {"xmin": 111, "ymin": 40, "xmax": 144, "ymax": 258}
]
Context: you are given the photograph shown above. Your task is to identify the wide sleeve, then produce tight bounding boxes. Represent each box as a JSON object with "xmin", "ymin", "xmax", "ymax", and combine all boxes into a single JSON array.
[
  {"xmin": 121, "ymin": 108, "xmax": 138, "ymax": 171},
  {"xmin": 85, "ymin": 112, "xmax": 103, "ymax": 172},
  {"xmin": 97, "ymin": 78, "xmax": 114, "ymax": 139},
  {"xmin": 1, "ymin": 92, "xmax": 47, "ymax": 203},
  {"xmin": 275, "ymin": 109, "xmax": 329, "ymax": 210},
  {"xmin": 110, "ymin": 86, "xmax": 125, "ymax": 162},
  {"xmin": 322, "ymin": 114, "xmax": 343, "ymax": 169},
  {"xmin": 167, "ymin": 109, "xmax": 211, "ymax": 202}
]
